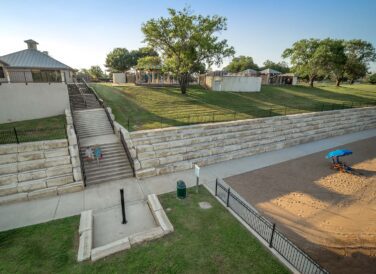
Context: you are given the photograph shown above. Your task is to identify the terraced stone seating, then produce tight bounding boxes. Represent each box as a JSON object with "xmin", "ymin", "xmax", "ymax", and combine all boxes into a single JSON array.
[
  {"xmin": 0, "ymin": 139, "xmax": 83, "ymax": 204},
  {"xmin": 129, "ymin": 107, "xmax": 376, "ymax": 178}
]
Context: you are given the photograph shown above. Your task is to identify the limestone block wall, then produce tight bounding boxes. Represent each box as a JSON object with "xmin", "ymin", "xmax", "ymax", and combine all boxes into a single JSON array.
[
  {"xmin": 0, "ymin": 139, "xmax": 84, "ymax": 205},
  {"xmin": 0, "ymin": 110, "xmax": 84, "ymax": 204},
  {"xmin": 128, "ymin": 107, "xmax": 376, "ymax": 178}
]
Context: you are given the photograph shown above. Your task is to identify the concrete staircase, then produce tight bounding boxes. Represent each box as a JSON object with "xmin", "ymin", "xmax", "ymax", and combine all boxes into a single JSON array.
[
  {"xmin": 68, "ymin": 83, "xmax": 101, "ymax": 110},
  {"xmin": 129, "ymin": 107, "xmax": 376, "ymax": 178},
  {"xmin": 79, "ymin": 142, "xmax": 133, "ymax": 185},
  {"xmin": 68, "ymin": 82, "xmax": 134, "ymax": 185},
  {"xmin": 0, "ymin": 140, "xmax": 82, "ymax": 204},
  {"xmin": 73, "ymin": 109, "xmax": 114, "ymax": 139}
]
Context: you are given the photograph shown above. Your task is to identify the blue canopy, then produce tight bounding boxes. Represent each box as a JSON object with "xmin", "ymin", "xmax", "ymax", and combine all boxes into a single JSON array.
[{"xmin": 326, "ymin": 149, "xmax": 353, "ymax": 159}]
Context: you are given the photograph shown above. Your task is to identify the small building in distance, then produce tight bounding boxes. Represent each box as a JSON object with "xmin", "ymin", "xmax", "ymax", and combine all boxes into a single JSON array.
[
  {"xmin": 199, "ymin": 71, "xmax": 261, "ymax": 92},
  {"xmin": 0, "ymin": 39, "xmax": 74, "ymax": 123},
  {"xmin": 260, "ymin": 68, "xmax": 297, "ymax": 85}
]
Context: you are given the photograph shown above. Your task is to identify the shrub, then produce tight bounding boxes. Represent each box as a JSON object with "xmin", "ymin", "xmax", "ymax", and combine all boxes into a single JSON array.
[{"xmin": 369, "ymin": 73, "xmax": 376, "ymax": 84}]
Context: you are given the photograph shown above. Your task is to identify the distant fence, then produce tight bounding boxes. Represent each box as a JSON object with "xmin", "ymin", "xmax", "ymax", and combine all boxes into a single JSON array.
[
  {"xmin": 215, "ymin": 178, "xmax": 329, "ymax": 274},
  {"xmin": 0, "ymin": 126, "xmax": 67, "ymax": 145},
  {"xmin": 125, "ymin": 100, "xmax": 376, "ymax": 131}
]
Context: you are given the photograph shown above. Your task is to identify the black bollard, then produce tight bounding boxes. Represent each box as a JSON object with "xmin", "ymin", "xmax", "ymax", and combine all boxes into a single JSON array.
[{"xmin": 120, "ymin": 188, "xmax": 127, "ymax": 224}]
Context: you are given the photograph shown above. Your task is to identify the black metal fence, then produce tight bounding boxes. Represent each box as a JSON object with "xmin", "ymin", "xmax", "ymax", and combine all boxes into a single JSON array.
[
  {"xmin": 125, "ymin": 100, "xmax": 376, "ymax": 131},
  {"xmin": 215, "ymin": 178, "xmax": 329, "ymax": 274},
  {"xmin": 0, "ymin": 126, "xmax": 67, "ymax": 145}
]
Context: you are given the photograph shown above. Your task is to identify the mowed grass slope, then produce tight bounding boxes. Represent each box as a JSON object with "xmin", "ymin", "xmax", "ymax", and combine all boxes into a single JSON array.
[
  {"xmin": 0, "ymin": 115, "xmax": 67, "ymax": 144},
  {"xmin": 0, "ymin": 187, "xmax": 288, "ymax": 274},
  {"xmin": 91, "ymin": 83, "xmax": 376, "ymax": 131}
]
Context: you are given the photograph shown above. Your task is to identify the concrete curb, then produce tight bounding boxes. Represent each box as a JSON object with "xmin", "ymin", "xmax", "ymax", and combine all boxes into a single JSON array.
[{"xmin": 77, "ymin": 193, "xmax": 173, "ymax": 262}]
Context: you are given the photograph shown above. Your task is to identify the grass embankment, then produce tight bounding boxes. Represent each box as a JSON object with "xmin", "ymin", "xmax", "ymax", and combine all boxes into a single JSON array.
[
  {"xmin": 91, "ymin": 83, "xmax": 376, "ymax": 131},
  {"xmin": 0, "ymin": 115, "xmax": 66, "ymax": 144},
  {"xmin": 0, "ymin": 186, "xmax": 288, "ymax": 273}
]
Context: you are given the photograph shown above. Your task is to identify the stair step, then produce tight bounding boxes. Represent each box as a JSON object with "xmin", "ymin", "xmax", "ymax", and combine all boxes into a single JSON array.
[
  {"xmin": 85, "ymin": 165, "xmax": 132, "ymax": 177},
  {"xmin": 86, "ymin": 172, "xmax": 132, "ymax": 185}
]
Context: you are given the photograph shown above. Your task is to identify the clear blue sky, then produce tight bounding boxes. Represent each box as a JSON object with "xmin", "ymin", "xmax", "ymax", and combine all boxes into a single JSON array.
[{"xmin": 1, "ymin": 0, "xmax": 376, "ymax": 71}]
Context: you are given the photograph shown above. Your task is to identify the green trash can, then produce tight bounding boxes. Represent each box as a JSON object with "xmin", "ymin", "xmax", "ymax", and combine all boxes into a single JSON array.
[{"xmin": 177, "ymin": 180, "xmax": 186, "ymax": 199}]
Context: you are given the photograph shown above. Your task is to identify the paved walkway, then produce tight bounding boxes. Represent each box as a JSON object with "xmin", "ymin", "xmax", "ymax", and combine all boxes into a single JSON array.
[{"xmin": 1, "ymin": 129, "xmax": 375, "ymax": 232}]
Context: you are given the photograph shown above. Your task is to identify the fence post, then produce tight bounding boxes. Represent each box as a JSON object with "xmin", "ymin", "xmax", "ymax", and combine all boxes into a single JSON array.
[
  {"xmin": 269, "ymin": 223, "xmax": 276, "ymax": 248},
  {"xmin": 215, "ymin": 178, "xmax": 218, "ymax": 196},
  {"xmin": 226, "ymin": 188, "xmax": 231, "ymax": 207},
  {"xmin": 127, "ymin": 118, "xmax": 130, "ymax": 131},
  {"xmin": 13, "ymin": 128, "xmax": 19, "ymax": 144},
  {"xmin": 321, "ymin": 104, "xmax": 324, "ymax": 112},
  {"xmin": 120, "ymin": 188, "xmax": 127, "ymax": 224},
  {"xmin": 284, "ymin": 107, "xmax": 287, "ymax": 116},
  {"xmin": 212, "ymin": 113, "xmax": 215, "ymax": 122},
  {"xmin": 269, "ymin": 108, "xmax": 272, "ymax": 117}
]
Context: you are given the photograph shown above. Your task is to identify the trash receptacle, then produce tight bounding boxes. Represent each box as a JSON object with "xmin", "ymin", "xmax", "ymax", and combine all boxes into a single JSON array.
[{"xmin": 177, "ymin": 180, "xmax": 186, "ymax": 199}]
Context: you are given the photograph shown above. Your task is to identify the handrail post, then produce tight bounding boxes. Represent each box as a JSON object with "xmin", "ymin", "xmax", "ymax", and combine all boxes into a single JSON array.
[
  {"xmin": 120, "ymin": 188, "xmax": 127, "ymax": 224},
  {"xmin": 13, "ymin": 128, "xmax": 19, "ymax": 144},
  {"xmin": 226, "ymin": 187, "xmax": 230, "ymax": 207},
  {"xmin": 269, "ymin": 223, "xmax": 276, "ymax": 248},
  {"xmin": 215, "ymin": 178, "xmax": 218, "ymax": 196}
]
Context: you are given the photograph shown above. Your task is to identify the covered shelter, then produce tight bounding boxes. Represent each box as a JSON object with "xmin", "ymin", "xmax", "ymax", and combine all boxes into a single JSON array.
[{"xmin": 0, "ymin": 39, "xmax": 74, "ymax": 84}]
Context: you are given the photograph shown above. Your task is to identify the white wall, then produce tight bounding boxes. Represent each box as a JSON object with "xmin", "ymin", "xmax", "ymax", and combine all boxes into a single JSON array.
[
  {"xmin": 0, "ymin": 83, "xmax": 70, "ymax": 123},
  {"xmin": 113, "ymin": 73, "xmax": 126, "ymax": 84},
  {"xmin": 212, "ymin": 76, "xmax": 261, "ymax": 92}
]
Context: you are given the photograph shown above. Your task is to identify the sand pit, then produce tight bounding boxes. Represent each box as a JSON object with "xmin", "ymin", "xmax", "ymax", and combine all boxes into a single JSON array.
[{"xmin": 225, "ymin": 137, "xmax": 376, "ymax": 274}]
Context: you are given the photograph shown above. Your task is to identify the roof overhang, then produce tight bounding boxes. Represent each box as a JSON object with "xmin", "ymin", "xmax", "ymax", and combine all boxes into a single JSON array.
[{"xmin": 0, "ymin": 60, "xmax": 9, "ymax": 66}]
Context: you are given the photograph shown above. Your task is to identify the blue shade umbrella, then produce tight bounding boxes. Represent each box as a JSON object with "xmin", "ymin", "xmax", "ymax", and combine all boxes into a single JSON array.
[{"xmin": 325, "ymin": 149, "xmax": 353, "ymax": 159}]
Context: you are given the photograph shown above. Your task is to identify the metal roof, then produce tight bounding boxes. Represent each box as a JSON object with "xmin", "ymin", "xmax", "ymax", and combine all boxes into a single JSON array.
[
  {"xmin": 0, "ymin": 49, "xmax": 72, "ymax": 70},
  {"xmin": 260, "ymin": 68, "xmax": 281, "ymax": 74}
]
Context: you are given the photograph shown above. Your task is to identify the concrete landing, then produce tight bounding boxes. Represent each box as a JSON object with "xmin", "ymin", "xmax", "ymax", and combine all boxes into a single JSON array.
[{"xmin": 93, "ymin": 201, "xmax": 157, "ymax": 247}]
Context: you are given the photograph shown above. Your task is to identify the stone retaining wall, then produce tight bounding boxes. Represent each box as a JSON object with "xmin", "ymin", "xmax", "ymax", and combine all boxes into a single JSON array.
[
  {"xmin": 0, "ymin": 109, "xmax": 84, "ymax": 205},
  {"xmin": 127, "ymin": 107, "xmax": 376, "ymax": 178}
]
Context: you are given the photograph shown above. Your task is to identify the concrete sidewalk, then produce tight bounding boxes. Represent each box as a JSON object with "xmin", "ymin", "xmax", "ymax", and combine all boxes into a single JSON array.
[{"xmin": 1, "ymin": 128, "xmax": 375, "ymax": 232}]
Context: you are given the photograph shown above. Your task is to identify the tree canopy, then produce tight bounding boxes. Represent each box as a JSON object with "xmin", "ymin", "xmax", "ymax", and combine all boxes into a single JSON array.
[
  {"xmin": 262, "ymin": 60, "xmax": 290, "ymax": 73},
  {"xmin": 137, "ymin": 56, "xmax": 162, "ymax": 70},
  {"xmin": 105, "ymin": 47, "xmax": 158, "ymax": 73},
  {"xmin": 88, "ymin": 66, "xmax": 105, "ymax": 81},
  {"xmin": 142, "ymin": 7, "xmax": 235, "ymax": 94},
  {"xmin": 225, "ymin": 56, "xmax": 258, "ymax": 73},
  {"xmin": 283, "ymin": 38, "xmax": 376, "ymax": 87}
]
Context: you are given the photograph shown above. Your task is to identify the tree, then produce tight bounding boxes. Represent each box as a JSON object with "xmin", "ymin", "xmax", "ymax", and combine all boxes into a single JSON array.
[
  {"xmin": 225, "ymin": 56, "xmax": 258, "ymax": 73},
  {"xmin": 88, "ymin": 66, "xmax": 104, "ymax": 81},
  {"xmin": 318, "ymin": 38, "xmax": 347, "ymax": 86},
  {"xmin": 137, "ymin": 56, "xmax": 162, "ymax": 69},
  {"xmin": 282, "ymin": 39, "xmax": 322, "ymax": 87},
  {"xmin": 262, "ymin": 60, "xmax": 290, "ymax": 73},
  {"xmin": 105, "ymin": 48, "xmax": 132, "ymax": 72},
  {"xmin": 142, "ymin": 7, "xmax": 235, "ymax": 94},
  {"xmin": 368, "ymin": 73, "xmax": 376, "ymax": 84},
  {"xmin": 344, "ymin": 39, "xmax": 376, "ymax": 84},
  {"xmin": 105, "ymin": 47, "xmax": 159, "ymax": 73}
]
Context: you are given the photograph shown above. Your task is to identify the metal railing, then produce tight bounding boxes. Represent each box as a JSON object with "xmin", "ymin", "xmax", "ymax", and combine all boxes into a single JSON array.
[
  {"xmin": 68, "ymin": 97, "xmax": 87, "ymax": 186},
  {"xmin": 215, "ymin": 178, "xmax": 329, "ymax": 274},
  {"xmin": 82, "ymin": 79, "xmax": 136, "ymax": 176},
  {"xmin": 0, "ymin": 126, "xmax": 67, "ymax": 145}
]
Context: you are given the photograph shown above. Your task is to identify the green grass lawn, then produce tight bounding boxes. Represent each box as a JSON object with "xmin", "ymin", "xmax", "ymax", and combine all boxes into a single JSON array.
[
  {"xmin": 0, "ymin": 186, "xmax": 288, "ymax": 274},
  {"xmin": 0, "ymin": 115, "xmax": 66, "ymax": 144},
  {"xmin": 91, "ymin": 83, "xmax": 376, "ymax": 131}
]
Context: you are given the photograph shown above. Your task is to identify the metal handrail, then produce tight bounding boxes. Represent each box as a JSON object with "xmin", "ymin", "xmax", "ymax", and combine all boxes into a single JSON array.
[
  {"xmin": 81, "ymin": 79, "xmax": 135, "ymax": 177},
  {"xmin": 68, "ymin": 99, "xmax": 87, "ymax": 186}
]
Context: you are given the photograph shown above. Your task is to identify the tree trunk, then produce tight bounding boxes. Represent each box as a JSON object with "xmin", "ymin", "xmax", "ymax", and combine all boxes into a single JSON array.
[
  {"xmin": 336, "ymin": 78, "xmax": 341, "ymax": 87},
  {"xmin": 179, "ymin": 73, "xmax": 189, "ymax": 95},
  {"xmin": 350, "ymin": 79, "xmax": 354, "ymax": 85},
  {"xmin": 309, "ymin": 77, "xmax": 315, "ymax": 87}
]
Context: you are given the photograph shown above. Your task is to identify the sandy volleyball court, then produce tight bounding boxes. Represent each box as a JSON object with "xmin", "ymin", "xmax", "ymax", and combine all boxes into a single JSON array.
[{"xmin": 225, "ymin": 137, "xmax": 376, "ymax": 274}]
